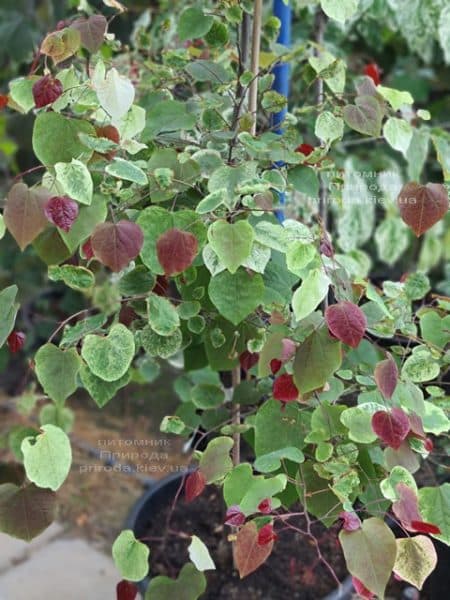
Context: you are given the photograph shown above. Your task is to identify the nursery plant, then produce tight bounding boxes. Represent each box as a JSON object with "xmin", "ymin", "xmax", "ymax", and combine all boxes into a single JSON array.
[{"xmin": 0, "ymin": 0, "xmax": 449, "ymax": 599}]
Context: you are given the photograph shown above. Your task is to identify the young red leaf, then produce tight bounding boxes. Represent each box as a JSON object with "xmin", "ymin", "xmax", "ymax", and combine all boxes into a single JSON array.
[
  {"xmin": 81, "ymin": 238, "xmax": 94, "ymax": 260},
  {"xmin": 225, "ymin": 505, "xmax": 246, "ymax": 526},
  {"xmin": 0, "ymin": 94, "xmax": 8, "ymax": 109},
  {"xmin": 4, "ymin": 183, "xmax": 50, "ymax": 250},
  {"xmin": 392, "ymin": 483, "xmax": 422, "ymax": 531},
  {"xmin": 270, "ymin": 359, "xmax": 282, "ymax": 375},
  {"xmin": 96, "ymin": 125, "xmax": 120, "ymax": 144},
  {"xmin": 408, "ymin": 412, "xmax": 426, "ymax": 439},
  {"xmin": 352, "ymin": 576, "xmax": 375, "ymax": 600},
  {"xmin": 235, "ymin": 521, "xmax": 274, "ymax": 578},
  {"xmin": 273, "ymin": 373, "xmax": 299, "ymax": 404},
  {"xmin": 325, "ymin": 301, "xmax": 367, "ymax": 348},
  {"xmin": 257, "ymin": 523, "xmax": 277, "ymax": 546},
  {"xmin": 363, "ymin": 63, "xmax": 381, "ymax": 85},
  {"xmin": 7, "ymin": 331, "xmax": 26, "ymax": 353},
  {"xmin": 44, "ymin": 196, "xmax": 79, "ymax": 232},
  {"xmin": 397, "ymin": 182, "xmax": 449, "ymax": 237},
  {"xmin": 257, "ymin": 498, "xmax": 272, "ymax": 515},
  {"xmin": 295, "ymin": 143, "xmax": 314, "ymax": 156},
  {"xmin": 156, "ymin": 228, "xmax": 198, "ymax": 276},
  {"xmin": 71, "ymin": 14, "xmax": 107, "ymax": 53},
  {"xmin": 340, "ymin": 511, "xmax": 361, "ymax": 532},
  {"xmin": 185, "ymin": 470, "xmax": 206, "ymax": 503},
  {"xmin": 374, "ymin": 356, "xmax": 398, "ymax": 399},
  {"xmin": 91, "ymin": 220, "xmax": 144, "ymax": 272},
  {"xmin": 372, "ymin": 408, "xmax": 410, "ymax": 449},
  {"xmin": 320, "ymin": 236, "xmax": 334, "ymax": 257},
  {"xmin": 410, "ymin": 521, "xmax": 441, "ymax": 535},
  {"xmin": 116, "ymin": 580, "xmax": 138, "ymax": 600},
  {"xmin": 32, "ymin": 75, "xmax": 63, "ymax": 108},
  {"xmin": 239, "ymin": 350, "xmax": 259, "ymax": 372},
  {"xmin": 281, "ymin": 338, "xmax": 296, "ymax": 362},
  {"xmin": 424, "ymin": 438, "xmax": 434, "ymax": 453}
]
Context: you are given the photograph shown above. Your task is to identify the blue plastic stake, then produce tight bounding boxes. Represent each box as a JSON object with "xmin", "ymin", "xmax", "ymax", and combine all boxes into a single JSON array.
[{"xmin": 272, "ymin": 0, "xmax": 292, "ymax": 222}]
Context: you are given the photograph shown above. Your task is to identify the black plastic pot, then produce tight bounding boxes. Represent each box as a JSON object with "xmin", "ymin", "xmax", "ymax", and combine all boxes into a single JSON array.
[{"xmin": 125, "ymin": 471, "xmax": 355, "ymax": 600}]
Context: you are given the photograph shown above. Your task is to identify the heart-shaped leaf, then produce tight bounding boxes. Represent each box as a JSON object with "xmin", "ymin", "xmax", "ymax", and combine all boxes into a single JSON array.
[
  {"xmin": 4, "ymin": 183, "xmax": 50, "ymax": 250},
  {"xmin": 208, "ymin": 220, "xmax": 254, "ymax": 274},
  {"xmin": 44, "ymin": 196, "xmax": 79, "ymax": 232},
  {"xmin": 80, "ymin": 364, "xmax": 130, "ymax": 408},
  {"xmin": 156, "ymin": 228, "xmax": 199, "ymax": 276},
  {"xmin": 0, "ymin": 285, "xmax": 19, "ymax": 349},
  {"xmin": 235, "ymin": 521, "xmax": 274, "ymax": 578},
  {"xmin": 32, "ymin": 75, "xmax": 63, "ymax": 108},
  {"xmin": 339, "ymin": 518, "xmax": 396, "ymax": 599},
  {"xmin": 116, "ymin": 580, "xmax": 138, "ymax": 600},
  {"xmin": 91, "ymin": 220, "xmax": 144, "ymax": 272},
  {"xmin": 208, "ymin": 269, "xmax": 265, "ymax": 325},
  {"xmin": 185, "ymin": 470, "xmax": 206, "ymax": 503},
  {"xmin": 81, "ymin": 323, "xmax": 135, "ymax": 382},
  {"xmin": 372, "ymin": 408, "xmax": 410, "ymax": 449},
  {"xmin": 199, "ymin": 436, "xmax": 233, "ymax": 483},
  {"xmin": 0, "ymin": 482, "xmax": 56, "ymax": 541},
  {"xmin": 325, "ymin": 301, "xmax": 367, "ymax": 348},
  {"xmin": 392, "ymin": 483, "xmax": 422, "ymax": 530},
  {"xmin": 397, "ymin": 182, "xmax": 449, "ymax": 237},
  {"xmin": 71, "ymin": 15, "xmax": 107, "ymax": 53},
  {"xmin": 293, "ymin": 327, "xmax": 342, "ymax": 394},
  {"xmin": 112, "ymin": 529, "xmax": 150, "ymax": 582},
  {"xmin": 374, "ymin": 356, "xmax": 398, "ymax": 399},
  {"xmin": 35, "ymin": 343, "xmax": 81, "ymax": 404},
  {"xmin": 343, "ymin": 95, "xmax": 383, "ymax": 137},
  {"xmin": 145, "ymin": 563, "xmax": 206, "ymax": 600},
  {"xmin": 393, "ymin": 536, "xmax": 437, "ymax": 590}
]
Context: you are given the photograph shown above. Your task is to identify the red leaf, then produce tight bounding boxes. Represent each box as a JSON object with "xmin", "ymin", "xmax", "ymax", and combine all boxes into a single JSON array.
[
  {"xmin": 410, "ymin": 521, "xmax": 441, "ymax": 535},
  {"xmin": 81, "ymin": 238, "xmax": 94, "ymax": 260},
  {"xmin": 397, "ymin": 182, "xmax": 449, "ymax": 237},
  {"xmin": 32, "ymin": 75, "xmax": 63, "ymax": 108},
  {"xmin": 392, "ymin": 483, "xmax": 422, "ymax": 531},
  {"xmin": 153, "ymin": 275, "xmax": 169, "ymax": 297},
  {"xmin": 270, "ymin": 359, "xmax": 282, "ymax": 375},
  {"xmin": 363, "ymin": 63, "xmax": 381, "ymax": 85},
  {"xmin": 0, "ymin": 94, "xmax": 9, "ymax": 110},
  {"xmin": 281, "ymin": 338, "xmax": 296, "ymax": 362},
  {"xmin": 257, "ymin": 498, "xmax": 272, "ymax": 515},
  {"xmin": 96, "ymin": 124, "xmax": 120, "ymax": 159},
  {"xmin": 320, "ymin": 236, "xmax": 334, "ymax": 257},
  {"xmin": 116, "ymin": 580, "xmax": 138, "ymax": 600},
  {"xmin": 44, "ymin": 196, "xmax": 79, "ymax": 232},
  {"xmin": 352, "ymin": 576, "xmax": 375, "ymax": 599},
  {"xmin": 235, "ymin": 521, "xmax": 274, "ymax": 578},
  {"xmin": 273, "ymin": 374, "xmax": 299, "ymax": 404},
  {"xmin": 408, "ymin": 412, "xmax": 426, "ymax": 439},
  {"xmin": 257, "ymin": 523, "xmax": 277, "ymax": 546},
  {"xmin": 239, "ymin": 350, "xmax": 259, "ymax": 372},
  {"xmin": 71, "ymin": 15, "xmax": 107, "ymax": 53},
  {"xmin": 295, "ymin": 143, "xmax": 314, "ymax": 157},
  {"xmin": 156, "ymin": 228, "xmax": 198, "ymax": 276},
  {"xmin": 371, "ymin": 408, "xmax": 410, "ymax": 449},
  {"xmin": 91, "ymin": 220, "xmax": 144, "ymax": 272},
  {"xmin": 185, "ymin": 470, "xmax": 206, "ymax": 503},
  {"xmin": 424, "ymin": 438, "xmax": 434, "ymax": 453},
  {"xmin": 340, "ymin": 511, "xmax": 361, "ymax": 532},
  {"xmin": 325, "ymin": 301, "xmax": 367, "ymax": 348},
  {"xmin": 7, "ymin": 331, "xmax": 26, "ymax": 353},
  {"xmin": 4, "ymin": 183, "xmax": 50, "ymax": 250},
  {"xmin": 374, "ymin": 356, "xmax": 398, "ymax": 399},
  {"xmin": 225, "ymin": 505, "xmax": 246, "ymax": 526}
]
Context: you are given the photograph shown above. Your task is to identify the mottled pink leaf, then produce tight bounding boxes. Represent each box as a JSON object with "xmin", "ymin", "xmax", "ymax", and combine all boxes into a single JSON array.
[
  {"xmin": 374, "ymin": 356, "xmax": 398, "ymax": 399},
  {"xmin": 340, "ymin": 511, "xmax": 361, "ymax": 532},
  {"xmin": 325, "ymin": 301, "xmax": 367, "ymax": 348},
  {"xmin": 371, "ymin": 408, "xmax": 410, "ymax": 449},
  {"xmin": 91, "ymin": 220, "xmax": 144, "ymax": 272},
  {"xmin": 225, "ymin": 505, "xmax": 245, "ymax": 526},
  {"xmin": 32, "ymin": 75, "xmax": 63, "ymax": 108},
  {"xmin": 44, "ymin": 196, "xmax": 79, "ymax": 232}
]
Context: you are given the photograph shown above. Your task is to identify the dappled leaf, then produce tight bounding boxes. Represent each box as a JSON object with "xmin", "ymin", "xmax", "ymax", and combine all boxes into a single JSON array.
[
  {"xmin": 397, "ymin": 182, "xmax": 449, "ymax": 237},
  {"xmin": 418, "ymin": 484, "xmax": 450, "ymax": 544},
  {"xmin": 41, "ymin": 27, "xmax": 80, "ymax": 64},
  {"xmin": 372, "ymin": 408, "xmax": 410, "ymax": 449},
  {"xmin": 71, "ymin": 15, "xmax": 107, "ymax": 53},
  {"xmin": 7, "ymin": 331, "xmax": 25, "ymax": 353},
  {"xmin": 0, "ymin": 482, "xmax": 56, "ymax": 541},
  {"xmin": 44, "ymin": 196, "xmax": 79, "ymax": 232},
  {"xmin": 116, "ymin": 580, "xmax": 138, "ymax": 600},
  {"xmin": 235, "ymin": 521, "xmax": 274, "ymax": 578},
  {"xmin": 32, "ymin": 75, "xmax": 63, "ymax": 108},
  {"xmin": 393, "ymin": 536, "xmax": 437, "ymax": 590},
  {"xmin": 4, "ymin": 183, "xmax": 50, "ymax": 250},
  {"xmin": 374, "ymin": 356, "xmax": 398, "ymax": 399},
  {"xmin": 185, "ymin": 470, "xmax": 206, "ymax": 503},
  {"xmin": 91, "ymin": 220, "xmax": 143, "ymax": 272},
  {"xmin": 81, "ymin": 323, "xmax": 135, "ymax": 382},
  {"xmin": 325, "ymin": 301, "xmax": 367, "ymax": 348},
  {"xmin": 156, "ymin": 228, "xmax": 198, "ymax": 276}
]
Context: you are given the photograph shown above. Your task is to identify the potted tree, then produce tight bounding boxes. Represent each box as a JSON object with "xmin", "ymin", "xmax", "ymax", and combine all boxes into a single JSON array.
[{"xmin": 0, "ymin": 1, "xmax": 449, "ymax": 599}]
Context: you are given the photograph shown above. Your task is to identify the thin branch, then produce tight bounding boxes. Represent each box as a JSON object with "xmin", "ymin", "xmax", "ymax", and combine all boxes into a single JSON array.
[{"xmin": 249, "ymin": 0, "xmax": 263, "ymax": 135}]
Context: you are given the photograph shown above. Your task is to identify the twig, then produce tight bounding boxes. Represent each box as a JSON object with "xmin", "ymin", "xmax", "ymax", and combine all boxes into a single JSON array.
[
  {"xmin": 231, "ymin": 366, "xmax": 241, "ymax": 467},
  {"xmin": 249, "ymin": 0, "xmax": 263, "ymax": 135}
]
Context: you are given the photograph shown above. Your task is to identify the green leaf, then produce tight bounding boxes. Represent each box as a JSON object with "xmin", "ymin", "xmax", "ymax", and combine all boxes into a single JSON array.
[
  {"xmin": 293, "ymin": 327, "xmax": 342, "ymax": 394},
  {"xmin": 422, "ymin": 401, "xmax": 450, "ymax": 435},
  {"xmin": 339, "ymin": 518, "xmax": 397, "ymax": 599},
  {"xmin": 32, "ymin": 112, "xmax": 95, "ymax": 166},
  {"xmin": 292, "ymin": 268, "xmax": 330, "ymax": 321},
  {"xmin": 383, "ymin": 117, "xmax": 413, "ymax": 156},
  {"xmin": 0, "ymin": 483, "xmax": 56, "ymax": 541},
  {"xmin": 375, "ymin": 218, "xmax": 409, "ymax": 266},
  {"xmin": 81, "ymin": 323, "xmax": 135, "ymax": 382},
  {"xmin": 418, "ymin": 484, "xmax": 450, "ymax": 545},
  {"xmin": 223, "ymin": 463, "xmax": 287, "ymax": 514},
  {"xmin": 320, "ymin": 0, "xmax": 359, "ymax": 23},
  {"xmin": 402, "ymin": 348, "xmax": 440, "ymax": 382},
  {"xmin": 60, "ymin": 314, "xmax": 107, "ymax": 349},
  {"xmin": 39, "ymin": 404, "xmax": 74, "ymax": 433},
  {"xmin": 309, "ymin": 51, "xmax": 346, "ymax": 94},
  {"xmin": 297, "ymin": 461, "xmax": 342, "ymax": 527},
  {"xmin": 377, "ymin": 85, "xmax": 414, "ymax": 111},
  {"xmin": 208, "ymin": 269, "xmax": 264, "ymax": 325},
  {"xmin": 9, "ymin": 77, "xmax": 37, "ymax": 113},
  {"xmin": 343, "ymin": 96, "xmax": 383, "ymax": 137},
  {"xmin": 419, "ymin": 310, "xmax": 450, "ymax": 350},
  {"xmin": 160, "ymin": 415, "xmax": 186, "ymax": 435},
  {"xmin": 380, "ymin": 466, "xmax": 417, "ymax": 501},
  {"xmin": 145, "ymin": 563, "xmax": 206, "ymax": 600},
  {"xmin": 254, "ymin": 448, "xmax": 304, "ymax": 473},
  {"xmin": 191, "ymin": 383, "xmax": 225, "ymax": 409},
  {"xmin": 112, "ymin": 529, "xmax": 150, "ymax": 582},
  {"xmin": 48, "ymin": 265, "xmax": 95, "ymax": 291},
  {"xmin": 106, "ymin": 158, "xmax": 148, "ymax": 185},
  {"xmin": 315, "ymin": 111, "xmax": 344, "ymax": 142},
  {"xmin": 0, "ymin": 285, "xmax": 19, "ymax": 349},
  {"xmin": 35, "ymin": 344, "xmax": 81, "ymax": 404},
  {"xmin": 254, "ymin": 399, "xmax": 306, "ymax": 456},
  {"xmin": 178, "ymin": 7, "xmax": 214, "ymax": 41},
  {"xmin": 147, "ymin": 293, "xmax": 180, "ymax": 337},
  {"xmin": 146, "ymin": 100, "xmax": 197, "ymax": 138},
  {"xmin": 208, "ymin": 220, "xmax": 254, "ymax": 274},
  {"xmin": 188, "ymin": 536, "xmax": 215, "ymax": 572},
  {"xmin": 340, "ymin": 403, "xmax": 384, "ymax": 443},
  {"xmin": 286, "ymin": 242, "xmax": 316, "ymax": 275},
  {"xmin": 199, "ymin": 436, "xmax": 233, "ymax": 483},
  {"xmin": 55, "ymin": 159, "xmax": 93, "ymax": 205},
  {"xmin": 393, "ymin": 536, "xmax": 438, "ymax": 590},
  {"xmin": 288, "ymin": 165, "xmax": 319, "ymax": 198},
  {"xmin": 21, "ymin": 425, "xmax": 72, "ymax": 491},
  {"xmin": 80, "ymin": 364, "xmax": 130, "ymax": 408},
  {"xmin": 185, "ymin": 60, "xmax": 231, "ymax": 83}
]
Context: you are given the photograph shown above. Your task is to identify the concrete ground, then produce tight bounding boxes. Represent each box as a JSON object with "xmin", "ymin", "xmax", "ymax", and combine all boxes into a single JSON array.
[{"xmin": 0, "ymin": 524, "xmax": 121, "ymax": 600}]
